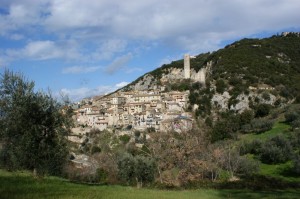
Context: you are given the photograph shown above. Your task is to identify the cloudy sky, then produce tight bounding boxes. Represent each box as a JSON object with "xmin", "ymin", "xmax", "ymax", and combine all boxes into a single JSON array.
[{"xmin": 0, "ymin": 0, "xmax": 299, "ymax": 101}]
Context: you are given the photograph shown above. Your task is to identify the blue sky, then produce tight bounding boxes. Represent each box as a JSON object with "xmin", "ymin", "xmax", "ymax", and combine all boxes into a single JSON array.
[{"xmin": 0, "ymin": 0, "xmax": 300, "ymax": 101}]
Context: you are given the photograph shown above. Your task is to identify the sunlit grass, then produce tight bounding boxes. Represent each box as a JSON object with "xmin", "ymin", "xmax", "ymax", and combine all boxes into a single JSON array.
[
  {"xmin": 240, "ymin": 121, "xmax": 290, "ymax": 142},
  {"xmin": 1, "ymin": 169, "xmax": 300, "ymax": 199}
]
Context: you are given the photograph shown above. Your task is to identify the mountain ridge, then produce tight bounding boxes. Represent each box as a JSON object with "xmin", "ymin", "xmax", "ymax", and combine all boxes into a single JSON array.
[{"xmin": 118, "ymin": 32, "xmax": 300, "ymax": 94}]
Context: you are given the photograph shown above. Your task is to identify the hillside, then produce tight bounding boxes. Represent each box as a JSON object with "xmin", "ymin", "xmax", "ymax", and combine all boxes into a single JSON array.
[
  {"xmin": 63, "ymin": 32, "xmax": 300, "ymax": 189},
  {"xmin": 113, "ymin": 33, "xmax": 300, "ymax": 131},
  {"xmin": 124, "ymin": 32, "xmax": 300, "ymax": 93}
]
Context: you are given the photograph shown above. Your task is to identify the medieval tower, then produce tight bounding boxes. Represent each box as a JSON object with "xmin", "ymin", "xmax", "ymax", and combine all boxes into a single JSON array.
[{"xmin": 184, "ymin": 54, "xmax": 190, "ymax": 79}]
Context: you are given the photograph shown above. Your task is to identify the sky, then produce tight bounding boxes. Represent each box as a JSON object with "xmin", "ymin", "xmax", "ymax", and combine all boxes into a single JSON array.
[{"xmin": 0, "ymin": 0, "xmax": 300, "ymax": 101}]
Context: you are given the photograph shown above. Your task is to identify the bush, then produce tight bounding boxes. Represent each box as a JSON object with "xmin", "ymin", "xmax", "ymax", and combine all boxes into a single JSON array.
[
  {"xmin": 291, "ymin": 155, "xmax": 300, "ymax": 175},
  {"xmin": 259, "ymin": 135, "xmax": 293, "ymax": 164},
  {"xmin": 240, "ymin": 139, "xmax": 263, "ymax": 155},
  {"xmin": 295, "ymin": 95, "xmax": 300, "ymax": 103},
  {"xmin": 96, "ymin": 168, "xmax": 109, "ymax": 183},
  {"xmin": 255, "ymin": 104, "xmax": 272, "ymax": 117},
  {"xmin": 135, "ymin": 156, "xmax": 156, "ymax": 186},
  {"xmin": 289, "ymin": 130, "xmax": 300, "ymax": 148},
  {"xmin": 117, "ymin": 153, "xmax": 136, "ymax": 184},
  {"xmin": 241, "ymin": 118, "xmax": 274, "ymax": 134},
  {"xmin": 228, "ymin": 76, "xmax": 242, "ymax": 86},
  {"xmin": 262, "ymin": 92, "xmax": 271, "ymax": 101},
  {"xmin": 291, "ymin": 119, "xmax": 300, "ymax": 130},
  {"xmin": 119, "ymin": 135, "xmax": 131, "ymax": 144},
  {"xmin": 239, "ymin": 110, "xmax": 255, "ymax": 126},
  {"xmin": 216, "ymin": 79, "xmax": 227, "ymax": 94},
  {"xmin": 117, "ymin": 153, "xmax": 155, "ymax": 186},
  {"xmin": 285, "ymin": 111, "xmax": 300, "ymax": 123},
  {"xmin": 237, "ymin": 157, "xmax": 260, "ymax": 177},
  {"xmin": 91, "ymin": 146, "xmax": 101, "ymax": 154},
  {"xmin": 210, "ymin": 120, "xmax": 234, "ymax": 142}
]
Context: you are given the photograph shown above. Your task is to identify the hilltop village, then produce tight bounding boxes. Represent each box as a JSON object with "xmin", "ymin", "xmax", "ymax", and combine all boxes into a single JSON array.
[
  {"xmin": 74, "ymin": 90, "xmax": 192, "ymax": 133},
  {"xmin": 73, "ymin": 55, "xmax": 196, "ymax": 133}
]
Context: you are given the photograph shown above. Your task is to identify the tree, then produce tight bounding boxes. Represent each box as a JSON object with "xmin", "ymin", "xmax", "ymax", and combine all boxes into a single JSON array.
[
  {"xmin": 117, "ymin": 153, "xmax": 155, "ymax": 187},
  {"xmin": 255, "ymin": 104, "xmax": 272, "ymax": 117},
  {"xmin": 117, "ymin": 153, "xmax": 136, "ymax": 184},
  {"xmin": 216, "ymin": 79, "xmax": 227, "ymax": 94},
  {"xmin": 134, "ymin": 155, "xmax": 155, "ymax": 187},
  {"xmin": 0, "ymin": 71, "xmax": 71, "ymax": 176}
]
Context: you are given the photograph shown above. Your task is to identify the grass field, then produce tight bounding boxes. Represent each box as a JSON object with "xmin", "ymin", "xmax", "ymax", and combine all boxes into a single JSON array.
[
  {"xmin": 240, "ymin": 121, "xmax": 291, "ymax": 141},
  {"xmin": 1, "ymin": 170, "xmax": 300, "ymax": 199}
]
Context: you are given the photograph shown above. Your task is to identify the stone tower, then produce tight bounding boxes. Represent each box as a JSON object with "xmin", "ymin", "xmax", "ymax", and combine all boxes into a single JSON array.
[{"xmin": 184, "ymin": 54, "xmax": 190, "ymax": 79}]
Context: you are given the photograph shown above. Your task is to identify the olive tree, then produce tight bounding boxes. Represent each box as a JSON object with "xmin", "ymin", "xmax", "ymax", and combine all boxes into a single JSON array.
[{"xmin": 0, "ymin": 70, "xmax": 72, "ymax": 176}]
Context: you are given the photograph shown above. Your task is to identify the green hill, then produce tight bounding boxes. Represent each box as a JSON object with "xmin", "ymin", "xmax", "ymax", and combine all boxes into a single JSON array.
[{"xmin": 124, "ymin": 32, "xmax": 300, "ymax": 101}]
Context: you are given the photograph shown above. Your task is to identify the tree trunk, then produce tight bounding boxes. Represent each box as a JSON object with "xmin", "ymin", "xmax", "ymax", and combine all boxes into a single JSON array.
[{"xmin": 33, "ymin": 168, "xmax": 38, "ymax": 178}]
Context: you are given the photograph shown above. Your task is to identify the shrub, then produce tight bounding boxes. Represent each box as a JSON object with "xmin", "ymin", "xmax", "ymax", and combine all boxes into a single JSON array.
[
  {"xmin": 228, "ymin": 76, "xmax": 241, "ymax": 86},
  {"xmin": 119, "ymin": 135, "xmax": 131, "ymax": 144},
  {"xmin": 96, "ymin": 168, "xmax": 109, "ymax": 183},
  {"xmin": 216, "ymin": 79, "xmax": 227, "ymax": 94},
  {"xmin": 259, "ymin": 143, "xmax": 286, "ymax": 164},
  {"xmin": 291, "ymin": 155, "xmax": 300, "ymax": 175},
  {"xmin": 259, "ymin": 135, "xmax": 293, "ymax": 164},
  {"xmin": 241, "ymin": 118, "xmax": 274, "ymax": 134},
  {"xmin": 289, "ymin": 130, "xmax": 300, "ymax": 148},
  {"xmin": 291, "ymin": 119, "xmax": 300, "ymax": 130},
  {"xmin": 91, "ymin": 146, "xmax": 101, "ymax": 154},
  {"xmin": 239, "ymin": 109, "xmax": 255, "ymax": 126},
  {"xmin": 240, "ymin": 139, "xmax": 263, "ymax": 155},
  {"xmin": 285, "ymin": 111, "xmax": 300, "ymax": 123},
  {"xmin": 255, "ymin": 104, "xmax": 272, "ymax": 117},
  {"xmin": 191, "ymin": 82, "xmax": 202, "ymax": 90},
  {"xmin": 117, "ymin": 153, "xmax": 155, "ymax": 186},
  {"xmin": 117, "ymin": 153, "xmax": 136, "ymax": 184},
  {"xmin": 237, "ymin": 157, "xmax": 260, "ymax": 177},
  {"xmin": 210, "ymin": 120, "xmax": 233, "ymax": 142},
  {"xmin": 295, "ymin": 95, "xmax": 300, "ymax": 103},
  {"xmin": 262, "ymin": 92, "xmax": 271, "ymax": 101},
  {"xmin": 134, "ymin": 156, "xmax": 156, "ymax": 186},
  {"xmin": 134, "ymin": 131, "xmax": 141, "ymax": 137}
]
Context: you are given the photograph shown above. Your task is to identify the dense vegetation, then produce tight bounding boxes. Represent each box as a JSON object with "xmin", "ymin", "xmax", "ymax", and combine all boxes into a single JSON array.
[
  {"xmin": 210, "ymin": 33, "xmax": 300, "ymax": 99},
  {"xmin": 125, "ymin": 33, "xmax": 300, "ymax": 100},
  {"xmin": 0, "ymin": 71, "xmax": 73, "ymax": 176},
  {"xmin": 110, "ymin": 33, "xmax": 300, "ymax": 189},
  {"xmin": 61, "ymin": 105, "xmax": 300, "ymax": 190}
]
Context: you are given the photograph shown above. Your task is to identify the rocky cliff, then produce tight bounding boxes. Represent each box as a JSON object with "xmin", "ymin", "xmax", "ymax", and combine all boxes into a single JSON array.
[{"xmin": 120, "ymin": 32, "xmax": 300, "ymax": 116}]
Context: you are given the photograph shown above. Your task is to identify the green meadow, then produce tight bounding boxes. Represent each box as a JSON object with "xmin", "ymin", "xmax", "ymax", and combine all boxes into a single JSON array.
[{"xmin": 1, "ymin": 170, "xmax": 299, "ymax": 199}]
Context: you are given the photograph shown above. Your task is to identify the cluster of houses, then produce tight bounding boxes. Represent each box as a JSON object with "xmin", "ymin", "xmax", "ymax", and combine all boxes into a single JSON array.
[{"xmin": 74, "ymin": 90, "xmax": 193, "ymax": 133}]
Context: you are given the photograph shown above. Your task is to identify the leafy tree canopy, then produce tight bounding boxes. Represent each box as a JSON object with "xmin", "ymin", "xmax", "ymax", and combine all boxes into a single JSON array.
[{"xmin": 0, "ymin": 70, "xmax": 72, "ymax": 176}]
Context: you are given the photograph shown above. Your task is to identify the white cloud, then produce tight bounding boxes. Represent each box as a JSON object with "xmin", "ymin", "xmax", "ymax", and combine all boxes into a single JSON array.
[
  {"xmin": 90, "ymin": 39, "xmax": 127, "ymax": 61},
  {"xmin": 24, "ymin": 40, "xmax": 63, "ymax": 60},
  {"xmin": 60, "ymin": 82, "xmax": 129, "ymax": 101},
  {"xmin": 62, "ymin": 66, "xmax": 101, "ymax": 74},
  {"xmin": 125, "ymin": 67, "xmax": 143, "ymax": 74},
  {"xmin": 105, "ymin": 53, "xmax": 133, "ymax": 74},
  {"xmin": 1, "ymin": 0, "xmax": 300, "ymax": 65},
  {"xmin": 115, "ymin": 81, "xmax": 129, "ymax": 88},
  {"xmin": 1, "ymin": 40, "xmax": 83, "ymax": 63},
  {"xmin": 60, "ymin": 86, "xmax": 113, "ymax": 102},
  {"xmin": 40, "ymin": 0, "xmax": 300, "ymax": 51}
]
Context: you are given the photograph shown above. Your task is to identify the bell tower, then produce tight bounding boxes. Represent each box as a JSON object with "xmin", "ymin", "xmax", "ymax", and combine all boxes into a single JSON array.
[{"xmin": 184, "ymin": 54, "xmax": 190, "ymax": 79}]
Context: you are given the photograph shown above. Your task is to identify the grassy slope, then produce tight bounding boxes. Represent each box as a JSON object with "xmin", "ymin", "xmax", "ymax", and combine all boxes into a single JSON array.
[
  {"xmin": 240, "ymin": 121, "xmax": 290, "ymax": 141},
  {"xmin": 238, "ymin": 112, "xmax": 300, "ymax": 183},
  {"xmin": 1, "ymin": 170, "xmax": 300, "ymax": 199}
]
